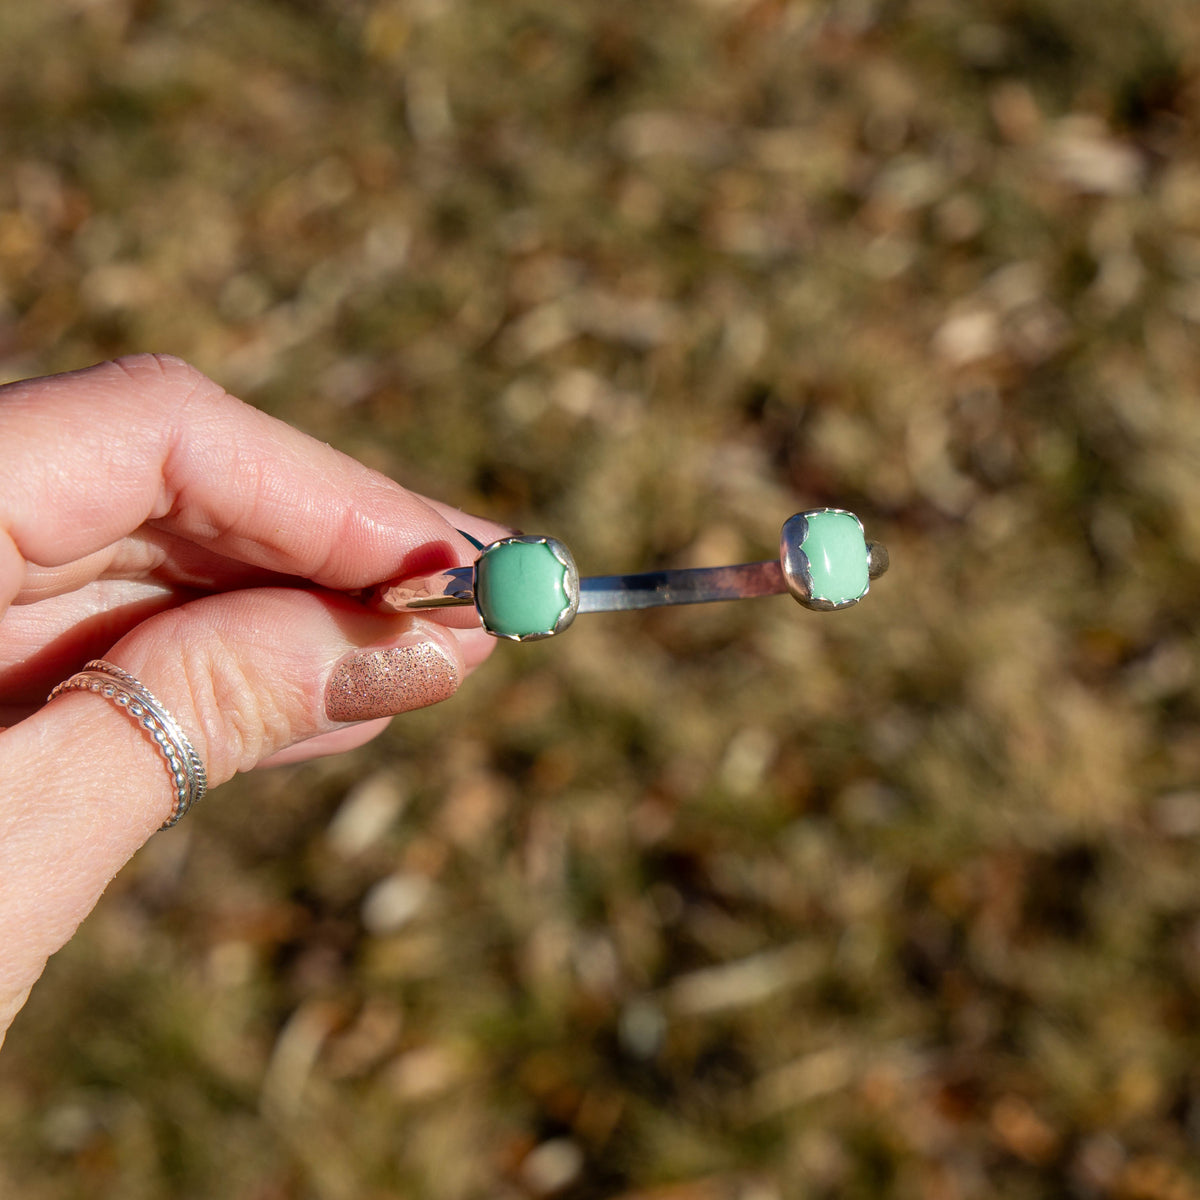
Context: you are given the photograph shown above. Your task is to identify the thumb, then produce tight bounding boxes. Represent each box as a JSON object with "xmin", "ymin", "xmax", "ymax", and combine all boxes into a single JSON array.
[
  {"xmin": 0, "ymin": 586, "xmax": 472, "ymax": 1044},
  {"xmin": 113, "ymin": 586, "xmax": 470, "ymax": 786}
]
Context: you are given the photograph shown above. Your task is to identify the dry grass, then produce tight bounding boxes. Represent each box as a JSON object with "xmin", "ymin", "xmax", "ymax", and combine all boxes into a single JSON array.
[{"xmin": 3, "ymin": 0, "xmax": 1200, "ymax": 1196}]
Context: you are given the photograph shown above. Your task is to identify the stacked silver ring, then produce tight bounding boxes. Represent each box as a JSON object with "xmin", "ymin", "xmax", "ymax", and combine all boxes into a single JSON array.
[{"xmin": 47, "ymin": 659, "xmax": 207, "ymax": 829}]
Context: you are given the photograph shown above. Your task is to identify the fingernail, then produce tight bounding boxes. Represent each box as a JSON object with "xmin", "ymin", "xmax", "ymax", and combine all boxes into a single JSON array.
[{"xmin": 325, "ymin": 635, "xmax": 460, "ymax": 723}]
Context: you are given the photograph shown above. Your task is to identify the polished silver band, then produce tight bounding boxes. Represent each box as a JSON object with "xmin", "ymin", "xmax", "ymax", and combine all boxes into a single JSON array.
[
  {"xmin": 47, "ymin": 659, "xmax": 208, "ymax": 829},
  {"xmin": 575, "ymin": 543, "xmax": 890, "ymax": 613}
]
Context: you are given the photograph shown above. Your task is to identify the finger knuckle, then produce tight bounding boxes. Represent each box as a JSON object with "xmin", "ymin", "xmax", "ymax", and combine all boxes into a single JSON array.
[{"xmin": 107, "ymin": 354, "xmax": 226, "ymax": 414}]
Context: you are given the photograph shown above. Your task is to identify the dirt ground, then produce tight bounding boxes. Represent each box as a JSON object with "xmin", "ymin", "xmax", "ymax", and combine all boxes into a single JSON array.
[{"xmin": 2, "ymin": 1, "xmax": 1200, "ymax": 1196}]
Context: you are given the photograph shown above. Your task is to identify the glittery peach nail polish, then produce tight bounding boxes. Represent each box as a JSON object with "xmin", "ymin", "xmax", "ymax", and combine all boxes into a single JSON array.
[{"xmin": 325, "ymin": 637, "xmax": 460, "ymax": 723}]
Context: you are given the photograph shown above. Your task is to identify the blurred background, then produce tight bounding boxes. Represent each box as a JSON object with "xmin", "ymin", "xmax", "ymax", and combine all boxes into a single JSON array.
[{"xmin": 2, "ymin": 0, "xmax": 1200, "ymax": 1196}]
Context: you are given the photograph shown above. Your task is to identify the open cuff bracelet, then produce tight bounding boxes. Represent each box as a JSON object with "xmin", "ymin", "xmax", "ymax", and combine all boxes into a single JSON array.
[{"xmin": 370, "ymin": 508, "xmax": 889, "ymax": 642}]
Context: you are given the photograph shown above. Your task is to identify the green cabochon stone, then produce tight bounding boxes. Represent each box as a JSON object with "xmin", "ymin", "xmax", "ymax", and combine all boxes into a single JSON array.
[
  {"xmin": 476, "ymin": 541, "xmax": 571, "ymax": 638},
  {"xmin": 802, "ymin": 510, "xmax": 870, "ymax": 605}
]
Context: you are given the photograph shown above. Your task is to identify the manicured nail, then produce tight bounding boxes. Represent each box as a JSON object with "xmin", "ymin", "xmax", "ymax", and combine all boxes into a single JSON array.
[{"xmin": 325, "ymin": 635, "xmax": 460, "ymax": 723}]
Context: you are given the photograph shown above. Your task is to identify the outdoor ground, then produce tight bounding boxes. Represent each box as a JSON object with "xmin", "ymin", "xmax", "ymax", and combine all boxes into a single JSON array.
[{"xmin": 2, "ymin": 1, "xmax": 1200, "ymax": 1196}]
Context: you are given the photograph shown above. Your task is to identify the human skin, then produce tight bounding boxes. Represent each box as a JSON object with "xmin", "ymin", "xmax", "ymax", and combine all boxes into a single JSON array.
[{"xmin": 0, "ymin": 354, "xmax": 507, "ymax": 1049}]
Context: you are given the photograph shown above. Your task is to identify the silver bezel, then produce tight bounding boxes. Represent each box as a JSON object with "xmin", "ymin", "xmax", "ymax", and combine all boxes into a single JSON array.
[
  {"xmin": 779, "ymin": 508, "xmax": 871, "ymax": 613},
  {"xmin": 477, "ymin": 535, "xmax": 580, "ymax": 641}
]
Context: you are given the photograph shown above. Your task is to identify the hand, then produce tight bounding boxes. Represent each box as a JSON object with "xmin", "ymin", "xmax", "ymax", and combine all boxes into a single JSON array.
[{"xmin": 0, "ymin": 354, "xmax": 505, "ymax": 1048}]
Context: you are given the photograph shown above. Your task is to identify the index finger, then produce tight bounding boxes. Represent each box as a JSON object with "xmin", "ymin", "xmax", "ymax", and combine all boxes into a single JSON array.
[{"xmin": 0, "ymin": 354, "xmax": 470, "ymax": 609}]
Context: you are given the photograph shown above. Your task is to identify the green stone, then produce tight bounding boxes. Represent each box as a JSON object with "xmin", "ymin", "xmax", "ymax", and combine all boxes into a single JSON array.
[
  {"xmin": 475, "ymin": 539, "xmax": 572, "ymax": 639},
  {"xmin": 802, "ymin": 510, "xmax": 870, "ymax": 606}
]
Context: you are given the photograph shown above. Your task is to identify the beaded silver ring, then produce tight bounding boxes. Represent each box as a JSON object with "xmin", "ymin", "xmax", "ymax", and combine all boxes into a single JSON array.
[{"xmin": 47, "ymin": 659, "xmax": 207, "ymax": 829}]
